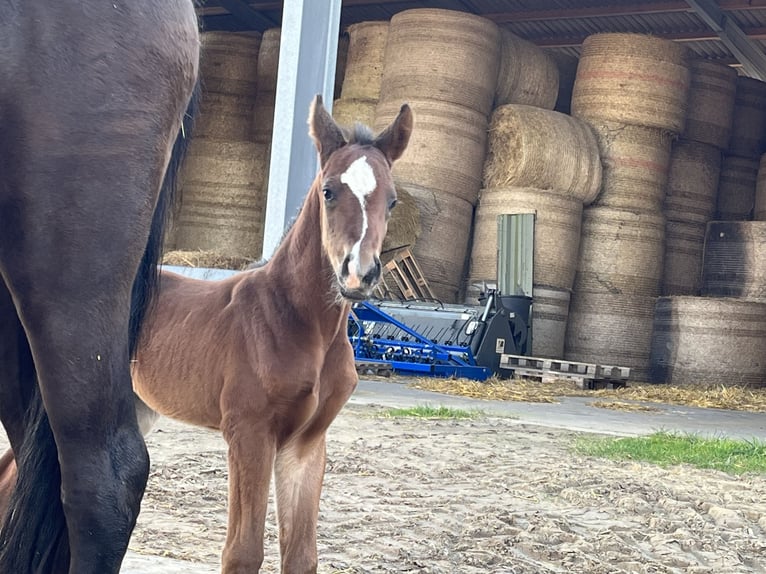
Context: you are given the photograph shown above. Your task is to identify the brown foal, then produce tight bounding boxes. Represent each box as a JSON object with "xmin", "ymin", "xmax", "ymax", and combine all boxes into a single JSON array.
[{"xmin": 132, "ymin": 96, "xmax": 412, "ymax": 573}]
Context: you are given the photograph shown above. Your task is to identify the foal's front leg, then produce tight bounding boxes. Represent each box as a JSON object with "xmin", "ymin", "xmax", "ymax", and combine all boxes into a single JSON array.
[
  {"xmin": 221, "ymin": 422, "xmax": 277, "ymax": 574},
  {"xmin": 274, "ymin": 433, "xmax": 327, "ymax": 574}
]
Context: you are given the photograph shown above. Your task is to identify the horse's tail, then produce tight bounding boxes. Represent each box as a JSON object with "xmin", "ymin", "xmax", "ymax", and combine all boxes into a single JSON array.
[
  {"xmin": 129, "ymin": 76, "xmax": 201, "ymax": 357},
  {"xmin": 0, "ymin": 79, "xmax": 201, "ymax": 573}
]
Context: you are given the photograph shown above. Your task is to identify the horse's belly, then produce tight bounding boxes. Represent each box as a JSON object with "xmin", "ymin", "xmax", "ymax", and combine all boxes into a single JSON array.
[{"xmin": 132, "ymin": 371, "xmax": 222, "ymax": 430}]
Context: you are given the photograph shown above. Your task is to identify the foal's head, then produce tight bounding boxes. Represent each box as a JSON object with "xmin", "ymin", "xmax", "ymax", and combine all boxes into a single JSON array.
[{"xmin": 308, "ymin": 95, "xmax": 412, "ymax": 301}]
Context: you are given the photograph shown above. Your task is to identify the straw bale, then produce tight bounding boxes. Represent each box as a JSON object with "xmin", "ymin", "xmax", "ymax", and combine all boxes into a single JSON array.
[
  {"xmin": 587, "ymin": 120, "xmax": 674, "ymax": 212},
  {"xmin": 341, "ymin": 21, "xmax": 389, "ymax": 101},
  {"xmin": 664, "ymin": 139, "xmax": 722, "ymax": 224},
  {"xmin": 571, "ymin": 33, "xmax": 691, "ymax": 134},
  {"xmin": 200, "ymin": 32, "xmax": 261, "ymax": 98},
  {"xmin": 469, "ymin": 187, "xmax": 583, "ymax": 291},
  {"xmin": 661, "ymin": 220, "xmax": 706, "ymax": 296},
  {"xmin": 702, "ymin": 221, "xmax": 766, "ymax": 300},
  {"xmin": 683, "ymin": 59, "xmax": 737, "ymax": 148},
  {"xmin": 383, "ymin": 184, "xmax": 421, "ymax": 253},
  {"xmin": 379, "ymin": 8, "xmax": 500, "ymax": 116},
  {"xmin": 716, "ymin": 155, "xmax": 758, "ymax": 220},
  {"xmin": 565, "ymin": 291, "xmax": 657, "ymax": 381},
  {"xmin": 574, "ymin": 206, "xmax": 665, "ymax": 298},
  {"xmin": 494, "ymin": 30, "xmax": 559, "ymax": 110},
  {"xmin": 483, "ymin": 104, "xmax": 602, "ymax": 204},
  {"xmin": 531, "ymin": 286, "xmax": 571, "ymax": 359},
  {"xmin": 650, "ymin": 296, "xmax": 766, "ymax": 386},
  {"xmin": 374, "ymin": 98, "xmax": 488, "ymax": 205},
  {"xmin": 332, "ymin": 98, "xmax": 377, "ymax": 131},
  {"xmin": 728, "ymin": 75, "xmax": 766, "ymax": 158}
]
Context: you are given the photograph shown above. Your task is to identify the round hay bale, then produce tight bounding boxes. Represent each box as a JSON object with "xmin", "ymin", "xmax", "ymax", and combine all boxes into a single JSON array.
[
  {"xmin": 531, "ymin": 286, "xmax": 571, "ymax": 359},
  {"xmin": 175, "ymin": 140, "xmax": 267, "ymax": 259},
  {"xmin": 755, "ymin": 152, "xmax": 766, "ymax": 220},
  {"xmin": 482, "ymin": 104, "xmax": 602, "ymax": 204},
  {"xmin": 588, "ymin": 121, "xmax": 674, "ymax": 212},
  {"xmin": 571, "ymin": 33, "xmax": 691, "ymax": 133},
  {"xmin": 664, "ymin": 139, "xmax": 722, "ymax": 224},
  {"xmin": 379, "ymin": 8, "xmax": 500, "ymax": 116},
  {"xmin": 200, "ymin": 31, "xmax": 261, "ymax": 98},
  {"xmin": 383, "ymin": 183, "xmax": 421, "ymax": 253},
  {"xmin": 548, "ymin": 50, "xmax": 579, "ymax": 115},
  {"xmin": 650, "ymin": 296, "xmax": 766, "ymax": 386},
  {"xmin": 374, "ymin": 98, "xmax": 488, "ymax": 205},
  {"xmin": 335, "ymin": 32, "xmax": 349, "ymax": 100},
  {"xmin": 728, "ymin": 76, "xmax": 766, "ymax": 158},
  {"xmin": 574, "ymin": 206, "xmax": 665, "ymax": 297},
  {"xmin": 716, "ymin": 155, "xmax": 758, "ymax": 220},
  {"xmin": 399, "ymin": 183, "xmax": 474, "ymax": 303},
  {"xmin": 252, "ymin": 28, "xmax": 281, "ymax": 143},
  {"xmin": 701, "ymin": 221, "xmax": 766, "ymax": 300},
  {"xmin": 194, "ymin": 92, "xmax": 256, "ymax": 142},
  {"xmin": 494, "ymin": 30, "xmax": 559, "ymax": 110},
  {"xmin": 162, "ymin": 250, "xmax": 254, "ymax": 270},
  {"xmin": 341, "ymin": 21, "xmax": 389, "ymax": 101},
  {"xmin": 332, "ymin": 98, "xmax": 377, "ymax": 131},
  {"xmin": 682, "ymin": 59, "xmax": 737, "ymax": 149},
  {"xmin": 661, "ymin": 220, "xmax": 706, "ymax": 296},
  {"xmin": 469, "ymin": 187, "xmax": 583, "ymax": 291},
  {"xmin": 565, "ymin": 291, "xmax": 656, "ymax": 381}
]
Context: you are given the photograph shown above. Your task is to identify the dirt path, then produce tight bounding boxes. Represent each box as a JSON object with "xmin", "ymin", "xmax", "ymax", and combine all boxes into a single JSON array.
[{"xmin": 125, "ymin": 403, "xmax": 766, "ymax": 573}]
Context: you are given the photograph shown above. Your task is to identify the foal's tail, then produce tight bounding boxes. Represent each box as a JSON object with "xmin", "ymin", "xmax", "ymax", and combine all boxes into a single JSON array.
[
  {"xmin": 0, "ymin": 80, "xmax": 202, "ymax": 573},
  {"xmin": 129, "ymin": 76, "xmax": 201, "ymax": 357}
]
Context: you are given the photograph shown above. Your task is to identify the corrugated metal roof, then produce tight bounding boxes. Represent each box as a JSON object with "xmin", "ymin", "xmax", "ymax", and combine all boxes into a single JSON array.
[{"xmin": 198, "ymin": 0, "xmax": 766, "ymax": 76}]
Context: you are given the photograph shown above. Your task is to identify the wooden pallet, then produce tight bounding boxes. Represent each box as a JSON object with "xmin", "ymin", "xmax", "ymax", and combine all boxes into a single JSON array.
[
  {"xmin": 499, "ymin": 354, "xmax": 630, "ymax": 389},
  {"xmin": 374, "ymin": 247, "xmax": 435, "ymax": 301},
  {"xmin": 355, "ymin": 360, "xmax": 394, "ymax": 377}
]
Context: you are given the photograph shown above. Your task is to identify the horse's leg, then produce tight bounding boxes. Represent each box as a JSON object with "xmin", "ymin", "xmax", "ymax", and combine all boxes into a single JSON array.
[
  {"xmin": 221, "ymin": 422, "xmax": 277, "ymax": 573},
  {"xmin": 274, "ymin": 433, "xmax": 327, "ymax": 574},
  {"xmin": 134, "ymin": 393, "xmax": 160, "ymax": 437}
]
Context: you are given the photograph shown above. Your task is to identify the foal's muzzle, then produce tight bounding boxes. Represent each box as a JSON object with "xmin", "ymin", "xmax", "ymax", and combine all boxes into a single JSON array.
[{"xmin": 339, "ymin": 254, "xmax": 382, "ymax": 299}]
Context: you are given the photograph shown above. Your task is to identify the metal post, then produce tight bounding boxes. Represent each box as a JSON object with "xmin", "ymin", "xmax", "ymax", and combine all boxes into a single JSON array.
[{"xmin": 261, "ymin": 0, "xmax": 342, "ymax": 259}]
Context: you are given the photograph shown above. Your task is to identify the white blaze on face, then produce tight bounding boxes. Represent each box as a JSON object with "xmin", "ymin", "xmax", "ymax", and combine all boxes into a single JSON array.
[{"xmin": 340, "ymin": 155, "xmax": 377, "ymax": 272}]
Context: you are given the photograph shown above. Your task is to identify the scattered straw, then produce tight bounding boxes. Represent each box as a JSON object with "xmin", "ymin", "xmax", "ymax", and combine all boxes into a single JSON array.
[
  {"xmin": 588, "ymin": 400, "xmax": 662, "ymax": 412},
  {"xmin": 162, "ymin": 250, "xmax": 255, "ymax": 270}
]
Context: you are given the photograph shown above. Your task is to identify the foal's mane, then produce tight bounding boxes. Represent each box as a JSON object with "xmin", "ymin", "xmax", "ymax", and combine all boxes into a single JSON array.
[{"xmin": 245, "ymin": 121, "xmax": 377, "ymax": 271}]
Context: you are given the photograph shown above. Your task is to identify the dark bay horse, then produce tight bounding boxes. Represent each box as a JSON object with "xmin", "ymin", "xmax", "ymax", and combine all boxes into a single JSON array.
[
  {"xmin": 0, "ymin": 1, "xmax": 199, "ymax": 572},
  {"xmin": 129, "ymin": 96, "xmax": 412, "ymax": 572}
]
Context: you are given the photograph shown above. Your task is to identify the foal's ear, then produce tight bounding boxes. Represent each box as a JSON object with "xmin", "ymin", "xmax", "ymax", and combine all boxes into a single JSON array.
[
  {"xmin": 373, "ymin": 103, "xmax": 413, "ymax": 164},
  {"xmin": 308, "ymin": 94, "xmax": 347, "ymax": 166}
]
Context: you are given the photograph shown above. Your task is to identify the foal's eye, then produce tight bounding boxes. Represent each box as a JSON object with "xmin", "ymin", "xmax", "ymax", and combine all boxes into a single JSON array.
[
  {"xmin": 388, "ymin": 199, "xmax": 398, "ymax": 211},
  {"xmin": 323, "ymin": 188, "xmax": 335, "ymax": 202}
]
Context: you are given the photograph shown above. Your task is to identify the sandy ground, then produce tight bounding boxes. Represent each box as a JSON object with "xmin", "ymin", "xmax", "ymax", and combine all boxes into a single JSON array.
[{"xmin": 120, "ymin": 402, "xmax": 766, "ymax": 574}]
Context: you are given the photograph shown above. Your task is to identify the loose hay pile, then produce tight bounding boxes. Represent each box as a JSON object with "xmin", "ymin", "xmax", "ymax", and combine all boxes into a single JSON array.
[{"xmin": 162, "ymin": 250, "xmax": 255, "ymax": 270}]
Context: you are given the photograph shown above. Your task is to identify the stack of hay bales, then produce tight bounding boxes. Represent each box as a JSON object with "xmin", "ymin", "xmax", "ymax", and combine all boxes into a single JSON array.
[
  {"xmin": 468, "ymin": 105, "xmax": 602, "ymax": 357},
  {"xmin": 716, "ymin": 76, "xmax": 766, "ymax": 220},
  {"xmin": 373, "ymin": 8, "xmax": 501, "ymax": 302},
  {"xmin": 661, "ymin": 60, "xmax": 735, "ymax": 296},
  {"xmin": 565, "ymin": 33, "xmax": 691, "ymax": 380},
  {"xmin": 333, "ymin": 21, "xmax": 389, "ymax": 129},
  {"xmin": 494, "ymin": 30, "xmax": 559, "ymax": 110},
  {"xmin": 172, "ymin": 31, "xmax": 268, "ymax": 261}
]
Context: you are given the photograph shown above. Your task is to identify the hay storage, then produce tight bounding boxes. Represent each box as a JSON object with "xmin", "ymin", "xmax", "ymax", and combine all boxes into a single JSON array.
[
  {"xmin": 548, "ymin": 50, "xmax": 579, "ymax": 115},
  {"xmin": 701, "ymin": 221, "xmax": 766, "ymax": 300},
  {"xmin": 531, "ymin": 286, "xmax": 571, "ymax": 359},
  {"xmin": 574, "ymin": 206, "xmax": 665, "ymax": 297},
  {"xmin": 252, "ymin": 28, "xmax": 281, "ymax": 144},
  {"xmin": 754, "ymin": 152, "xmax": 766, "ymax": 220},
  {"xmin": 682, "ymin": 59, "xmax": 737, "ymax": 149},
  {"xmin": 661, "ymin": 220, "xmax": 706, "ymax": 296},
  {"xmin": 195, "ymin": 32, "xmax": 262, "ymax": 141},
  {"xmin": 650, "ymin": 296, "xmax": 766, "ymax": 386},
  {"xmin": 565, "ymin": 291, "xmax": 657, "ymax": 381},
  {"xmin": 494, "ymin": 30, "xmax": 559, "ymax": 110},
  {"xmin": 378, "ymin": 8, "xmax": 500, "ymax": 117},
  {"xmin": 728, "ymin": 76, "xmax": 766, "ymax": 159},
  {"xmin": 399, "ymin": 183, "xmax": 474, "ymax": 303},
  {"xmin": 571, "ymin": 33, "xmax": 691, "ymax": 134},
  {"xmin": 382, "ymin": 184, "xmax": 421, "ymax": 253},
  {"xmin": 374, "ymin": 98, "xmax": 489, "ymax": 205},
  {"xmin": 716, "ymin": 155, "xmax": 758, "ymax": 220},
  {"xmin": 483, "ymin": 105, "xmax": 602, "ymax": 205},
  {"xmin": 587, "ymin": 121, "xmax": 674, "ymax": 212},
  {"xmin": 340, "ymin": 21, "xmax": 389, "ymax": 101},
  {"xmin": 332, "ymin": 98, "xmax": 377, "ymax": 130},
  {"xmin": 469, "ymin": 187, "xmax": 583, "ymax": 291},
  {"xmin": 663, "ymin": 140, "xmax": 722, "ymax": 224},
  {"xmin": 174, "ymin": 141, "xmax": 267, "ymax": 259}
]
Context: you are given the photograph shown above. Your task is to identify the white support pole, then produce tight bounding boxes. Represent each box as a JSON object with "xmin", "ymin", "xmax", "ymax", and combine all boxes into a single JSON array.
[{"xmin": 261, "ymin": 0, "xmax": 342, "ymax": 259}]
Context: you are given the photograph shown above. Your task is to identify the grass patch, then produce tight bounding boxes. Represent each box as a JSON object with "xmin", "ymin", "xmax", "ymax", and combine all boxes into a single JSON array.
[
  {"xmin": 575, "ymin": 431, "xmax": 766, "ymax": 474},
  {"xmin": 381, "ymin": 405, "xmax": 481, "ymax": 419}
]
